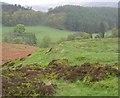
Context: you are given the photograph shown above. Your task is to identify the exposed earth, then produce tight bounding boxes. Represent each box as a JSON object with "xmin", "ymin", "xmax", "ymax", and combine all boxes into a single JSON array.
[{"xmin": 1, "ymin": 42, "xmax": 39, "ymax": 63}]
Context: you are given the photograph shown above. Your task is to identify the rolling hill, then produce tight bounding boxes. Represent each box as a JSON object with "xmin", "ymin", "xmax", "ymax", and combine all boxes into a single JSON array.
[
  {"xmin": 2, "ymin": 38, "xmax": 119, "ymax": 96},
  {"xmin": 1, "ymin": 1, "xmax": 118, "ymax": 12},
  {"xmin": 2, "ymin": 26, "xmax": 74, "ymax": 43},
  {"xmin": 7, "ymin": 38, "xmax": 118, "ymax": 68}
]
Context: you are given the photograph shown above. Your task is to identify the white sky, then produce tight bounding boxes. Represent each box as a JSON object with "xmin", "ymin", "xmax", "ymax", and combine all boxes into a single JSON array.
[{"xmin": 0, "ymin": 0, "xmax": 119, "ymax": 5}]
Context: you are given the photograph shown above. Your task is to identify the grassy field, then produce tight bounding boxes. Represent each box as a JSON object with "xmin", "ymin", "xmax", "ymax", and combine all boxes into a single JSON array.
[
  {"xmin": 2, "ymin": 38, "xmax": 118, "ymax": 96},
  {"xmin": 2, "ymin": 26, "xmax": 74, "ymax": 43},
  {"xmin": 54, "ymin": 77, "xmax": 118, "ymax": 96},
  {"xmin": 10, "ymin": 38, "xmax": 118, "ymax": 68},
  {"xmin": 2, "ymin": 25, "xmax": 118, "ymax": 96},
  {"xmin": 1, "ymin": 26, "xmax": 112, "ymax": 43}
]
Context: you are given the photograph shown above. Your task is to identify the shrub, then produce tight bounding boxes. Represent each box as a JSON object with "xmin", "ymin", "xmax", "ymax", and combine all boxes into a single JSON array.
[
  {"xmin": 14, "ymin": 24, "xmax": 25, "ymax": 36},
  {"xmin": 94, "ymin": 34, "xmax": 102, "ymax": 39},
  {"xmin": 12, "ymin": 37, "xmax": 23, "ymax": 44},
  {"xmin": 78, "ymin": 32, "xmax": 91, "ymax": 39},
  {"xmin": 22, "ymin": 33, "xmax": 37, "ymax": 46},
  {"xmin": 111, "ymin": 28, "xmax": 118, "ymax": 38},
  {"xmin": 67, "ymin": 32, "xmax": 91, "ymax": 41},
  {"xmin": 67, "ymin": 34, "xmax": 76, "ymax": 41},
  {"xmin": 57, "ymin": 37, "xmax": 66, "ymax": 43},
  {"xmin": 42, "ymin": 36, "xmax": 52, "ymax": 48}
]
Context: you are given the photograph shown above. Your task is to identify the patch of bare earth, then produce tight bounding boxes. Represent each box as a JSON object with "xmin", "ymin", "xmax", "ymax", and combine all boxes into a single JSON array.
[{"xmin": 1, "ymin": 42, "xmax": 39, "ymax": 63}]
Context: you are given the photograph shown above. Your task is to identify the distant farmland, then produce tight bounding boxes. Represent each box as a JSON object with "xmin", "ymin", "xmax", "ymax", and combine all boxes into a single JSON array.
[{"xmin": 2, "ymin": 26, "xmax": 74, "ymax": 43}]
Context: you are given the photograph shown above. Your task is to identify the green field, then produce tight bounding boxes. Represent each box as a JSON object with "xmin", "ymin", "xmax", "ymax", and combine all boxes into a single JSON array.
[
  {"xmin": 2, "ymin": 26, "xmax": 112, "ymax": 44},
  {"xmin": 2, "ymin": 26, "xmax": 118, "ymax": 96},
  {"xmin": 3, "ymin": 38, "xmax": 119, "ymax": 96},
  {"xmin": 11, "ymin": 38, "xmax": 118, "ymax": 68},
  {"xmin": 2, "ymin": 26, "xmax": 74, "ymax": 43},
  {"xmin": 54, "ymin": 77, "xmax": 118, "ymax": 96}
]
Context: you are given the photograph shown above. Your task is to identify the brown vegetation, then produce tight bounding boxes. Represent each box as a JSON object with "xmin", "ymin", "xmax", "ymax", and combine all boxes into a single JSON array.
[{"xmin": 2, "ymin": 59, "xmax": 120, "ymax": 96}]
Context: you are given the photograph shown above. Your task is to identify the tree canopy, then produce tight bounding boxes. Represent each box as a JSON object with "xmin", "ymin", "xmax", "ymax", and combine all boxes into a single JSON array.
[
  {"xmin": 2, "ymin": 4, "xmax": 118, "ymax": 34},
  {"xmin": 14, "ymin": 24, "xmax": 25, "ymax": 35}
]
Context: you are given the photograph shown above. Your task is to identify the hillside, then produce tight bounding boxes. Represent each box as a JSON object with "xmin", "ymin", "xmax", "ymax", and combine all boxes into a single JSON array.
[
  {"xmin": 1, "ymin": 2, "xmax": 31, "ymax": 12},
  {"xmin": 7, "ymin": 38, "xmax": 118, "ymax": 69},
  {"xmin": 48, "ymin": 5, "xmax": 118, "ymax": 33},
  {"xmin": 2, "ymin": 4, "xmax": 117, "ymax": 34},
  {"xmin": 2, "ymin": 38, "xmax": 119, "ymax": 96},
  {"xmin": 2, "ymin": 26, "xmax": 73, "ymax": 43}
]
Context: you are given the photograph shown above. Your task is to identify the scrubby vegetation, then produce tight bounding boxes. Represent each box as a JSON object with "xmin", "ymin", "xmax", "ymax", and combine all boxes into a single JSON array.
[
  {"xmin": 2, "ymin": 38, "xmax": 119, "ymax": 96},
  {"xmin": 2, "ymin": 59, "xmax": 119, "ymax": 96},
  {"xmin": 67, "ymin": 32, "xmax": 91, "ymax": 41}
]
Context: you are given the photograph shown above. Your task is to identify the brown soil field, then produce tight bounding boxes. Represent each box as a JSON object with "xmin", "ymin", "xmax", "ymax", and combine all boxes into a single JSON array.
[{"xmin": 1, "ymin": 42, "xmax": 39, "ymax": 63}]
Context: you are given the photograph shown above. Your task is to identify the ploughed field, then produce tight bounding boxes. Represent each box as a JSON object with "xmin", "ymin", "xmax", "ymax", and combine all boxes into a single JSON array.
[
  {"xmin": 1, "ymin": 42, "xmax": 39, "ymax": 63},
  {"xmin": 2, "ymin": 38, "xmax": 119, "ymax": 96}
]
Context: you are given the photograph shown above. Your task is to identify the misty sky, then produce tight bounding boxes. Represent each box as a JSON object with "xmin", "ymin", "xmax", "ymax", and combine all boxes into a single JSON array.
[{"xmin": 0, "ymin": 0, "xmax": 119, "ymax": 5}]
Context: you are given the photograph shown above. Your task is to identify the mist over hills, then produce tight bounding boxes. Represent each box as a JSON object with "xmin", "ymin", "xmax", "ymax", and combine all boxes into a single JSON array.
[
  {"xmin": 81, "ymin": 2, "xmax": 118, "ymax": 7},
  {"xmin": 0, "ymin": 1, "xmax": 9, "ymax": 5},
  {"xmin": 30, "ymin": 2, "xmax": 118, "ymax": 12},
  {"xmin": 0, "ymin": 1, "xmax": 118, "ymax": 12}
]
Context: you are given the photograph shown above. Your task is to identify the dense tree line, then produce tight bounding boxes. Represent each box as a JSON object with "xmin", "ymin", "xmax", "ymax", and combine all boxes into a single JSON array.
[
  {"xmin": 2, "ymin": 3, "xmax": 32, "ymax": 12},
  {"xmin": 2, "ymin": 4, "xmax": 46, "ymax": 26},
  {"xmin": 2, "ymin": 10, "xmax": 45, "ymax": 26},
  {"xmin": 2, "ymin": 4, "xmax": 118, "ymax": 34},
  {"xmin": 48, "ymin": 5, "xmax": 118, "ymax": 33}
]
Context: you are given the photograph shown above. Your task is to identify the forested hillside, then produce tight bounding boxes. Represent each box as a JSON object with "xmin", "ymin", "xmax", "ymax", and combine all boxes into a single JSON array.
[
  {"xmin": 47, "ymin": 5, "xmax": 118, "ymax": 33},
  {"xmin": 2, "ymin": 3, "xmax": 31, "ymax": 12},
  {"xmin": 2, "ymin": 3, "xmax": 45, "ymax": 26},
  {"xmin": 2, "ymin": 4, "xmax": 118, "ymax": 34}
]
